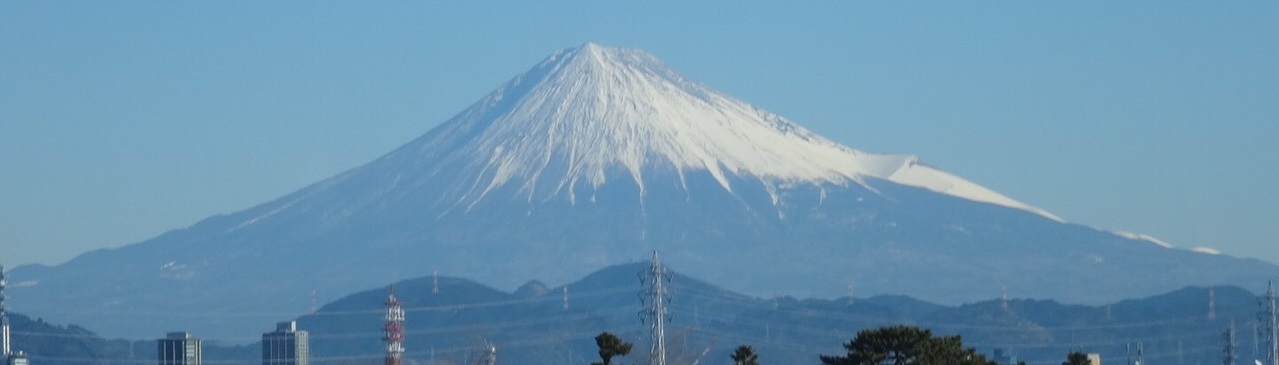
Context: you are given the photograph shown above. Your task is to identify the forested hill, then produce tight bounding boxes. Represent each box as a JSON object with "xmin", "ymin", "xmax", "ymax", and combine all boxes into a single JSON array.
[{"xmin": 9, "ymin": 264, "xmax": 1263, "ymax": 365}]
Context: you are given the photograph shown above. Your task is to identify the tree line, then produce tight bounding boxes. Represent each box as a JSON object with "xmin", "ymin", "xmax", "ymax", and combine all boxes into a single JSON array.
[{"xmin": 589, "ymin": 325, "xmax": 1091, "ymax": 365}]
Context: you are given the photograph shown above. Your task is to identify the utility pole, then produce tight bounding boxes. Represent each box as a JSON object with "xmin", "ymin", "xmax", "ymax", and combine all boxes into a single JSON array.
[{"xmin": 640, "ymin": 251, "xmax": 671, "ymax": 365}]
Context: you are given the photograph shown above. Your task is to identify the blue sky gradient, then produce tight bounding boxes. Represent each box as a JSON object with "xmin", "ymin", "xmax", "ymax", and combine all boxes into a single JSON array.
[{"xmin": 2, "ymin": 2, "xmax": 1276, "ymax": 267}]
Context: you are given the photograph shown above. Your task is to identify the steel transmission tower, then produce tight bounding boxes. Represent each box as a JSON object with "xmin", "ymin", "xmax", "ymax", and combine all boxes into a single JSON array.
[
  {"xmin": 1135, "ymin": 341, "xmax": 1144, "ymax": 365},
  {"xmin": 1263, "ymin": 281, "xmax": 1279, "ymax": 365},
  {"xmin": 1001, "ymin": 285, "xmax": 1010, "ymax": 313},
  {"xmin": 384, "ymin": 287, "xmax": 406, "ymax": 365},
  {"xmin": 1211, "ymin": 287, "xmax": 1218, "ymax": 321},
  {"xmin": 1226, "ymin": 321, "xmax": 1239, "ymax": 365},
  {"xmin": 639, "ymin": 251, "xmax": 672, "ymax": 365}
]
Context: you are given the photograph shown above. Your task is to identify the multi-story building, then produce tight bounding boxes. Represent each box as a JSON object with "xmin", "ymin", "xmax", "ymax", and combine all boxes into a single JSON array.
[
  {"xmin": 157, "ymin": 332, "xmax": 201, "ymax": 365},
  {"xmin": 1, "ymin": 265, "xmax": 21, "ymax": 365},
  {"xmin": 262, "ymin": 321, "xmax": 309, "ymax": 365}
]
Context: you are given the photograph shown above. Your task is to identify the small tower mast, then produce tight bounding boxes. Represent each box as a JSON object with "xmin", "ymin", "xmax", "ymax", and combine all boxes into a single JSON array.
[{"xmin": 384, "ymin": 286, "xmax": 405, "ymax": 365}]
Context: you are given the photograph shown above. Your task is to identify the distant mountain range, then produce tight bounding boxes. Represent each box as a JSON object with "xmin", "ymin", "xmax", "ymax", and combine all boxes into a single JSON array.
[
  {"xmin": 7, "ymin": 263, "xmax": 1268, "ymax": 365},
  {"xmin": 8, "ymin": 43, "xmax": 1275, "ymax": 339}
]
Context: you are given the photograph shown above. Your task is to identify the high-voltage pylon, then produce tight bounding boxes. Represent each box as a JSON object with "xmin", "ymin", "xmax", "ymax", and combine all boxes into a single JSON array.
[
  {"xmin": 1, "ymin": 264, "xmax": 10, "ymax": 358},
  {"xmin": 1261, "ymin": 281, "xmax": 1279, "ymax": 365},
  {"xmin": 1211, "ymin": 286, "xmax": 1218, "ymax": 321},
  {"xmin": 1137, "ymin": 341, "xmax": 1144, "ymax": 365},
  {"xmin": 1226, "ymin": 321, "xmax": 1239, "ymax": 365},
  {"xmin": 1001, "ymin": 285, "xmax": 1010, "ymax": 313},
  {"xmin": 384, "ymin": 286, "xmax": 406, "ymax": 365},
  {"xmin": 639, "ymin": 251, "xmax": 672, "ymax": 365}
]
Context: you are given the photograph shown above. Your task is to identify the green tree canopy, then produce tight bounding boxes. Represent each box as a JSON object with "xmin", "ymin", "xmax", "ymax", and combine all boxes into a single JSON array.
[
  {"xmin": 591, "ymin": 332, "xmax": 633, "ymax": 365},
  {"xmin": 1064, "ymin": 352, "xmax": 1090, "ymax": 365},
  {"xmin": 819, "ymin": 325, "xmax": 997, "ymax": 365},
  {"xmin": 732, "ymin": 345, "xmax": 759, "ymax": 365}
]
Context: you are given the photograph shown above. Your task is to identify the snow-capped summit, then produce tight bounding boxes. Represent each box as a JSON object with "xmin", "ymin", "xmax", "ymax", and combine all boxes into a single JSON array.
[{"xmin": 390, "ymin": 43, "xmax": 1059, "ymax": 219}]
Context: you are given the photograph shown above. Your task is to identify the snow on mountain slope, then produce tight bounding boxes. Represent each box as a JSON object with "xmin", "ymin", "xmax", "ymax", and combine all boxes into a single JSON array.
[
  {"xmin": 406, "ymin": 43, "xmax": 1058, "ymax": 219},
  {"xmin": 1114, "ymin": 231, "xmax": 1175, "ymax": 248}
]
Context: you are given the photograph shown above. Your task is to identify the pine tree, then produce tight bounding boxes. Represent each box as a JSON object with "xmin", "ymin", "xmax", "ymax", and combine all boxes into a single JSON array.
[
  {"xmin": 731, "ymin": 345, "xmax": 759, "ymax": 365},
  {"xmin": 591, "ymin": 332, "xmax": 633, "ymax": 365},
  {"xmin": 820, "ymin": 325, "xmax": 996, "ymax": 365}
]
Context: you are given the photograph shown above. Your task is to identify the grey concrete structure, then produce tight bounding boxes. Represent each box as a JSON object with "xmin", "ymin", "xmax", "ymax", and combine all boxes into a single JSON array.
[
  {"xmin": 262, "ymin": 321, "xmax": 308, "ymax": 365},
  {"xmin": 157, "ymin": 332, "xmax": 201, "ymax": 365}
]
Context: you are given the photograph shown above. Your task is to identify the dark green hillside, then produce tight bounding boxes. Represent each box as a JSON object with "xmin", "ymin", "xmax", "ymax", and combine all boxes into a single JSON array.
[{"xmin": 8, "ymin": 264, "xmax": 1269, "ymax": 365}]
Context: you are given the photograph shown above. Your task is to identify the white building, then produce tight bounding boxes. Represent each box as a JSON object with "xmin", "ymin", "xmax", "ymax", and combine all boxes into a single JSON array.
[{"xmin": 262, "ymin": 321, "xmax": 309, "ymax": 365}]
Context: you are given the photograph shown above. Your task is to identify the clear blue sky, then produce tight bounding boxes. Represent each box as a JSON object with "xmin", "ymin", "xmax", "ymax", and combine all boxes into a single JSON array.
[{"xmin": 2, "ymin": 2, "xmax": 1276, "ymax": 268}]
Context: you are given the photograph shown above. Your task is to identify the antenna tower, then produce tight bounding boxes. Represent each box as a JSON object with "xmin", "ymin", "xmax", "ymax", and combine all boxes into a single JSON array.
[
  {"xmin": 384, "ymin": 286, "xmax": 406, "ymax": 365},
  {"xmin": 433, "ymin": 268, "xmax": 440, "ymax": 294},
  {"xmin": 563, "ymin": 286, "xmax": 569, "ymax": 310},
  {"xmin": 639, "ymin": 251, "xmax": 672, "ymax": 365},
  {"xmin": 2, "ymin": 264, "xmax": 10, "ymax": 358}
]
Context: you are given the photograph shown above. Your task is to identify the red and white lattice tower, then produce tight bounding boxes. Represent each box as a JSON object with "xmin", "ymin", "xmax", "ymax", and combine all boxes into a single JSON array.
[{"xmin": 383, "ymin": 287, "xmax": 406, "ymax": 365}]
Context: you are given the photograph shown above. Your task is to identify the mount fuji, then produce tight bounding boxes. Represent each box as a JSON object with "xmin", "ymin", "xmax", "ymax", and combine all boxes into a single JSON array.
[{"xmin": 8, "ymin": 43, "xmax": 1274, "ymax": 340}]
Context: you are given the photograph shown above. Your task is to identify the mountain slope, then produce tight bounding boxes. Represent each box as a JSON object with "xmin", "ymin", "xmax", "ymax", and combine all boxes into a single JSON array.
[
  {"xmin": 10, "ymin": 265, "xmax": 1258, "ymax": 365},
  {"xmin": 7, "ymin": 43, "xmax": 1274, "ymax": 340}
]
